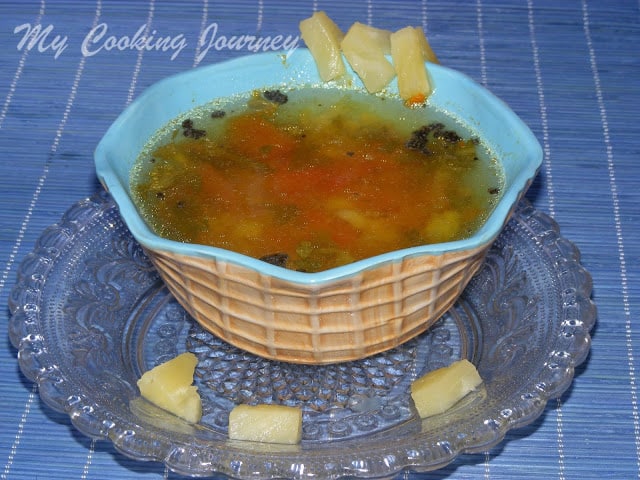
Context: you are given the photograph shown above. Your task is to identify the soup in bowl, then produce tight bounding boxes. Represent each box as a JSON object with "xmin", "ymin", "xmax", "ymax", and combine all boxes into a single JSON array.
[{"xmin": 95, "ymin": 49, "xmax": 541, "ymax": 364}]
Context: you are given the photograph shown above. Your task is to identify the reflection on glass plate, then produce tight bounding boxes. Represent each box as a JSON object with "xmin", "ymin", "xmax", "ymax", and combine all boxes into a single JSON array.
[{"xmin": 9, "ymin": 191, "xmax": 595, "ymax": 478}]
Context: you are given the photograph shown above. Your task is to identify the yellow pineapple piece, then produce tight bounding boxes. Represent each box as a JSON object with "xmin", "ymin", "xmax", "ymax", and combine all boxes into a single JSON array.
[
  {"xmin": 300, "ymin": 11, "xmax": 346, "ymax": 82},
  {"xmin": 353, "ymin": 22, "xmax": 392, "ymax": 53},
  {"xmin": 410, "ymin": 359, "xmax": 482, "ymax": 418},
  {"xmin": 341, "ymin": 22, "xmax": 396, "ymax": 93},
  {"xmin": 422, "ymin": 210, "xmax": 463, "ymax": 244},
  {"xmin": 137, "ymin": 352, "xmax": 202, "ymax": 424},
  {"xmin": 390, "ymin": 26, "xmax": 434, "ymax": 105},
  {"xmin": 415, "ymin": 27, "xmax": 439, "ymax": 64},
  {"xmin": 229, "ymin": 404, "xmax": 303, "ymax": 445}
]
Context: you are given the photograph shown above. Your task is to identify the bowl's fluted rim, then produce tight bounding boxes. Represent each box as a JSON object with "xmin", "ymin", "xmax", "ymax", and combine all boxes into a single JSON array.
[{"xmin": 95, "ymin": 48, "xmax": 542, "ymax": 285}]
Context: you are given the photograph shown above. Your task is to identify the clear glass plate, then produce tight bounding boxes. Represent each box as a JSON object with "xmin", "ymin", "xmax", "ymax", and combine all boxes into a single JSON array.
[{"xmin": 9, "ymin": 191, "xmax": 595, "ymax": 478}]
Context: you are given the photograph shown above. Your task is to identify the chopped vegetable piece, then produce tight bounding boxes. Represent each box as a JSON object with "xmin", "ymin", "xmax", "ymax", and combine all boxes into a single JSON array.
[
  {"xmin": 341, "ymin": 22, "xmax": 396, "ymax": 93},
  {"xmin": 229, "ymin": 404, "xmax": 303, "ymax": 444},
  {"xmin": 390, "ymin": 26, "xmax": 434, "ymax": 105},
  {"xmin": 410, "ymin": 359, "xmax": 482, "ymax": 418},
  {"xmin": 415, "ymin": 26, "xmax": 440, "ymax": 64},
  {"xmin": 137, "ymin": 352, "xmax": 202, "ymax": 423},
  {"xmin": 300, "ymin": 11, "xmax": 346, "ymax": 82}
]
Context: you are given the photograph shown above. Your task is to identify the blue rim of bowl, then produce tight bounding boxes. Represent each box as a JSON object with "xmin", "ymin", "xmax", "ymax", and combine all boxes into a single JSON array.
[{"xmin": 95, "ymin": 48, "xmax": 542, "ymax": 285}]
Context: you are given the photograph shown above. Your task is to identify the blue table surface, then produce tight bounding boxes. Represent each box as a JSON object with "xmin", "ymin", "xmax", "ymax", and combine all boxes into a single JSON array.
[{"xmin": 1, "ymin": 0, "xmax": 638, "ymax": 478}]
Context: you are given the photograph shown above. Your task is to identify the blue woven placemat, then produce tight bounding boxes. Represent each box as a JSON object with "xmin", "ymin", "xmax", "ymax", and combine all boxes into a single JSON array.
[{"xmin": 0, "ymin": 0, "xmax": 638, "ymax": 478}]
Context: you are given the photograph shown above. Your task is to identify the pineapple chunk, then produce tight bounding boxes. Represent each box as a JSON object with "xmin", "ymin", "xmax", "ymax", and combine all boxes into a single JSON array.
[
  {"xmin": 390, "ymin": 26, "xmax": 434, "ymax": 105},
  {"xmin": 299, "ymin": 13, "xmax": 441, "ymax": 102},
  {"xmin": 344, "ymin": 21, "xmax": 392, "ymax": 54},
  {"xmin": 415, "ymin": 27, "xmax": 439, "ymax": 64},
  {"xmin": 341, "ymin": 22, "xmax": 396, "ymax": 93},
  {"xmin": 410, "ymin": 359, "xmax": 482, "ymax": 418},
  {"xmin": 137, "ymin": 352, "xmax": 202, "ymax": 424},
  {"xmin": 300, "ymin": 11, "xmax": 346, "ymax": 82},
  {"xmin": 229, "ymin": 404, "xmax": 302, "ymax": 445},
  {"xmin": 422, "ymin": 210, "xmax": 463, "ymax": 244}
]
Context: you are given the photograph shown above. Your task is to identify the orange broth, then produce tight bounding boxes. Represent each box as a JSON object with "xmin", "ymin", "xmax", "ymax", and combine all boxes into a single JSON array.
[{"xmin": 131, "ymin": 88, "xmax": 504, "ymax": 272}]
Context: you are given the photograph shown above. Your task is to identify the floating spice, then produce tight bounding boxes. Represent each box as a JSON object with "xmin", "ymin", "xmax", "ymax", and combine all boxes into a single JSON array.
[
  {"xmin": 181, "ymin": 118, "xmax": 206, "ymax": 139},
  {"xmin": 263, "ymin": 90, "xmax": 288, "ymax": 104},
  {"xmin": 259, "ymin": 253, "xmax": 289, "ymax": 268}
]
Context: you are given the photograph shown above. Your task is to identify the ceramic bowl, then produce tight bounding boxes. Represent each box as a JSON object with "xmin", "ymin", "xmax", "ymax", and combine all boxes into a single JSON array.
[{"xmin": 95, "ymin": 48, "xmax": 541, "ymax": 364}]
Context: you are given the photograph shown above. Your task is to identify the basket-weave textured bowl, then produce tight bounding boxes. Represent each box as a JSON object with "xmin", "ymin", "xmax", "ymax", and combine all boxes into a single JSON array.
[
  {"xmin": 95, "ymin": 49, "xmax": 541, "ymax": 364},
  {"xmin": 150, "ymin": 243, "xmax": 488, "ymax": 363}
]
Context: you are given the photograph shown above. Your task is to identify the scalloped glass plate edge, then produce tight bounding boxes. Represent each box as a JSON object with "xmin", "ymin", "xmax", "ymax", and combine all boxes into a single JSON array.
[{"xmin": 8, "ymin": 191, "xmax": 596, "ymax": 479}]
